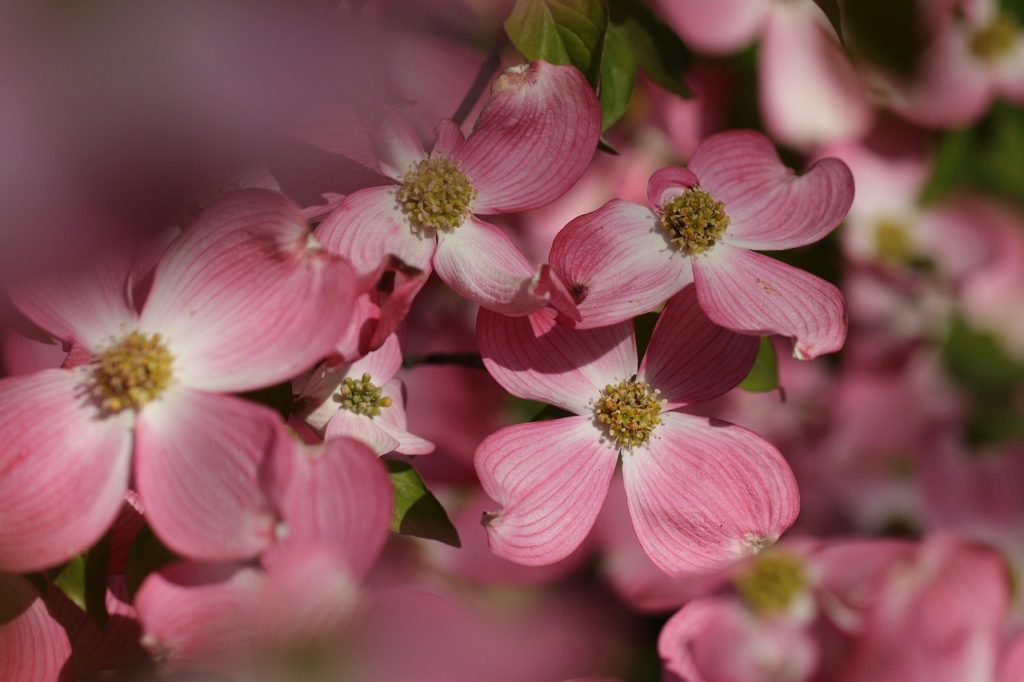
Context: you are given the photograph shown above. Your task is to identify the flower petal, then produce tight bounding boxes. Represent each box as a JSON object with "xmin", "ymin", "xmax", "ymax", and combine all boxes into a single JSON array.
[
  {"xmin": 432, "ymin": 119, "xmax": 467, "ymax": 158},
  {"xmin": 622, "ymin": 412, "xmax": 799, "ymax": 576},
  {"xmin": 346, "ymin": 332, "xmax": 403, "ymax": 384},
  {"xmin": 647, "ymin": 167, "xmax": 700, "ymax": 209},
  {"xmin": 134, "ymin": 389, "xmax": 279, "ymax": 561},
  {"xmin": 476, "ymin": 417, "xmax": 617, "ymax": 565},
  {"xmin": 549, "ymin": 200, "xmax": 693, "ymax": 329},
  {"xmin": 639, "ymin": 285, "xmax": 760, "ymax": 408},
  {"xmin": 324, "ymin": 407, "xmax": 401, "ymax": 455},
  {"xmin": 0, "ymin": 369, "xmax": 133, "ymax": 572},
  {"xmin": 375, "ymin": 379, "xmax": 436, "ymax": 455},
  {"xmin": 689, "ymin": 130, "xmax": 854, "ymax": 250},
  {"xmin": 369, "ymin": 112, "xmax": 428, "ymax": 182},
  {"xmin": 0, "ymin": 574, "xmax": 72, "ymax": 681},
  {"xmin": 316, "ymin": 185, "xmax": 436, "ymax": 282},
  {"xmin": 653, "ymin": 0, "xmax": 770, "ymax": 54},
  {"xmin": 140, "ymin": 190, "xmax": 358, "ymax": 393},
  {"xmin": 477, "ymin": 306, "xmax": 637, "ymax": 414},
  {"xmin": 456, "ymin": 61, "xmax": 601, "ymax": 214},
  {"xmin": 693, "ymin": 245, "xmax": 847, "ymax": 359}
]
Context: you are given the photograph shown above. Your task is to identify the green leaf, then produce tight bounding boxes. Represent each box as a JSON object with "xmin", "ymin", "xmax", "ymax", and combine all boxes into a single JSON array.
[
  {"xmin": 386, "ymin": 460, "xmax": 461, "ymax": 547},
  {"xmin": 943, "ymin": 315, "xmax": 1024, "ymax": 393},
  {"xmin": 610, "ymin": 0, "xmax": 691, "ymax": 97},
  {"xmin": 125, "ymin": 526, "xmax": 179, "ymax": 598},
  {"xmin": 739, "ymin": 337, "xmax": 779, "ymax": 392},
  {"xmin": 53, "ymin": 534, "xmax": 111, "ymax": 627},
  {"xmin": 977, "ymin": 103, "xmax": 1024, "ymax": 199},
  {"xmin": 919, "ymin": 128, "xmax": 976, "ymax": 204},
  {"xmin": 599, "ymin": 20, "xmax": 637, "ymax": 130},
  {"xmin": 504, "ymin": 0, "xmax": 608, "ymax": 84}
]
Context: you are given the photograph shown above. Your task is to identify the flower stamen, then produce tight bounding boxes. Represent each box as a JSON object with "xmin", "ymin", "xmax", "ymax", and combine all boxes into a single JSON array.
[
  {"xmin": 397, "ymin": 158, "xmax": 476, "ymax": 233},
  {"xmin": 594, "ymin": 379, "xmax": 663, "ymax": 448},
  {"xmin": 92, "ymin": 332, "xmax": 174, "ymax": 412},
  {"xmin": 969, "ymin": 15, "xmax": 1018, "ymax": 62},
  {"xmin": 660, "ymin": 187, "xmax": 730, "ymax": 255},
  {"xmin": 335, "ymin": 373, "xmax": 392, "ymax": 418},
  {"xmin": 734, "ymin": 552, "xmax": 806, "ymax": 614}
]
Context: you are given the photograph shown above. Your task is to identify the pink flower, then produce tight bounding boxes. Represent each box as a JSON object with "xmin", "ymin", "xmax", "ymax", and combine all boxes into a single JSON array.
[
  {"xmin": 475, "ymin": 285, "xmax": 799, "ymax": 575},
  {"xmin": 550, "ymin": 130, "xmax": 854, "ymax": 359},
  {"xmin": 0, "ymin": 189, "xmax": 356, "ymax": 572},
  {"xmin": 315, "ymin": 60, "xmax": 600, "ymax": 316}
]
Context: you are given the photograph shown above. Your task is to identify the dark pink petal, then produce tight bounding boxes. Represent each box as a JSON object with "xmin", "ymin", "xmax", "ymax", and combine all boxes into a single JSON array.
[
  {"xmin": 325, "ymin": 408, "xmax": 400, "ymax": 455},
  {"xmin": 369, "ymin": 112, "xmax": 428, "ymax": 182},
  {"xmin": 0, "ymin": 574, "xmax": 72, "ymax": 682},
  {"xmin": 141, "ymin": 190, "xmax": 358, "ymax": 393},
  {"xmin": 432, "ymin": 119, "xmax": 467, "ymax": 158},
  {"xmin": 477, "ymin": 417, "xmax": 617, "ymax": 565},
  {"xmin": 694, "ymin": 246, "xmax": 847, "ymax": 359},
  {"xmin": 0, "ymin": 369, "xmax": 133, "ymax": 572},
  {"xmin": 653, "ymin": 0, "xmax": 770, "ymax": 54},
  {"xmin": 433, "ymin": 218, "xmax": 552, "ymax": 315},
  {"xmin": 456, "ymin": 61, "xmax": 601, "ymax": 214},
  {"xmin": 477, "ymin": 306, "xmax": 637, "ymax": 414},
  {"xmin": 134, "ymin": 389, "xmax": 278, "ymax": 562},
  {"xmin": 688, "ymin": 130, "xmax": 854, "ymax": 250},
  {"xmin": 316, "ymin": 185, "xmax": 436, "ymax": 283},
  {"xmin": 265, "ymin": 436, "xmax": 392, "ymax": 580},
  {"xmin": 549, "ymin": 200, "xmax": 692, "ymax": 329},
  {"xmin": 647, "ymin": 167, "xmax": 699, "ymax": 209},
  {"xmin": 1, "ymin": 328, "xmax": 67, "ymax": 376},
  {"xmin": 639, "ymin": 285, "xmax": 759, "ymax": 408},
  {"xmin": 622, "ymin": 412, "xmax": 799, "ymax": 576},
  {"xmin": 1001, "ymin": 631, "xmax": 1024, "ymax": 682}
]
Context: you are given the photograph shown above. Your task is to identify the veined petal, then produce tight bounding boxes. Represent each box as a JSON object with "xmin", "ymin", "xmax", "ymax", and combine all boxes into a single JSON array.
[
  {"xmin": 549, "ymin": 200, "xmax": 693, "ymax": 329},
  {"xmin": 639, "ymin": 285, "xmax": 759, "ymax": 408},
  {"xmin": 432, "ymin": 119, "xmax": 467, "ymax": 158},
  {"xmin": 477, "ymin": 306, "xmax": 637, "ymax": 415},
  {"xmin": 325, "ymin": 408, "xmax": 401, "ymax": 456},
  {"xmin": 694, "ymin": 246, "xmax": 847, "ymax": 359},
  {"xmin": 647, "ymin": 167, "xmax": 700, "ymax": 209},
  {"xmin": 622, "ymin": 412, "xmax": 799, "ymax": 576},
  {"xmin": 140, "ymin": 190, "xmax": 358, "ymax": 393},
  {"xmin": 689, "ymin": 130, "xmax": 854, "ymax": 250},
  {"xmin": 369, "ymin": 111, "xmax": 428, "ymax": 182},
  {"xmin": 653, "ymin": 0, "xmax": 770, "ymax": 54},
  {"xmin": 476, "ymin": 417, "xmax": 617, "ymax": 565},
  {"xmin": 0, "ymin": 369, "xmax": 133, "ymax": 572},
  {"xmin": 456, "ymin": 61, "xmax": 601, "ymax": 214},
  {"xmin": 134, "ymin": 389, "xmax": 279, "ymax": 562},
  {"xmin": 376, "ymin": 379, "xmax": 435, "ymax": 455},
  {"xmin": 0, "ymin": 574, "xmax": 72, "ymax": 682},
  {"xmin": 346, "ymin": 333, "xmax": 403, "ymax": 384},
  {"xmin": 315, "ymin": 185, "xmax": 436, "ymax": 282}
]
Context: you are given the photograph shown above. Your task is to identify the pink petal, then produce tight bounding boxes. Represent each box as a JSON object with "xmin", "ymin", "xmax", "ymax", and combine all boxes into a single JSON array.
[
  {"xmin": 638, "ymin": 285, "xmax": 760, "ymax": 409},
  {"xmin": 376, "ymin": 379, "xmax": 436, "ymax": 455},
  {"xmin": 0, "ymin": 574, "xmax": 72, "ymax": 682},
  {"xmin": 622, "ymin": 412, "xmax": 799, "ymax": 575},
  {"xmin": 549, "ymin": 200, "xmax": 693, "ymax": 329},
  {"xmin": 265, "ymin": 436, "xmax": 392, "ymax": 580},
  {"xmin": 432, "ymin": 118, "xmax": 467, "ymax": 158},
  {"xmin": 369, "ymin": 111, "xmax": 428, "ymax": 182},
  {"xmin": 1, "ymin": 328, "xmax": 67, "ymax": 376},
  {"xmin": 456, "ymin": 61, "xmax": 601, "ymax": 214},
  {"xmin": 688, "ymin": 130, "xmax": 854, "ymax": 250},
  {"xmin": 693, "ymin": 245, "xmax": 847, "ymax": 359},
  {"xmin": 647, "ymin": 167, "xmax": 699, "ymax": 209},
  {"xmin": 477, "ymin": 306, "xmax": 637, "ymax": 414},
  {"xmin": 432, "ymin": 217, "xmax": 551, "ymax": 315},
  {"xmin": 346, "ymin": 332, "xmax": 403, "ymax": 384},
  {"xmin": 476, "ymin": 417, "xmax": 617, "ymax": 565},
  {"xmin": 134, "ymin": 389, "xmax": 278, "ymax": 561},
  {"xmin": 653, "ymin": 0, "xmax": 770, "ymax": 54},
  {"xmin": 140, "ymin": 190, "xmax": 358, "ymax": 393},
  {"xmin": 315, "ymin": 185, "xmax": 437, "ymax": 283},
  {"xmin": 325, "ymin": 407, "xmax": 401, "ymax": 455},
  {"xmin": 0, "ymin": 369, "xmax": 133, "ymax": 572}
]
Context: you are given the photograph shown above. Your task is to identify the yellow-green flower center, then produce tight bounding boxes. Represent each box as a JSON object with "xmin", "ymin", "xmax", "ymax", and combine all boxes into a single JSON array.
[
  {"xmin": 594, "ymin": 379, "xmax": 663, "ymax": 448},
  {"xmin": 874, "ymin": 218, "xmax": 913, "ymax": 264},
  {"xmin": 397, "ymin": 157, "xmax": 476, "ymax": 233},
  {"xmin": 734, "ymin": 552, "xmax": 806, "ymax": 615},
  {"xmin": 970, "ymin": 15, "xmax": 1018, "ymax": 61},
  {"xmin": 335, "ymin": 373, "xmax": 392, "ymax": 418},
  {"xmin": 660, "ymin": 187, "xmax": 730, "ymax": 255},
  {"xmin": 91, "ymin": 331, "xmax": 174, "ymax": 412}
]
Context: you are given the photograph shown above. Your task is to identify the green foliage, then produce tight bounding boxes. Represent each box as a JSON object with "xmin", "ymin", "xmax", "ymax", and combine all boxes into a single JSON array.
[
  {"xmin": 53, "ymin": 533, "xmax": 111, "ymax": 627},
  {"xmin": 634, "ymin": 311, "xmax": 660, "ymax": 359},
  {"xmin": 739, "ymin": 337, "xmax": 780, "ymax": 392},
  {"xmin": 609, "ymin": 0, "xmax": 691, "ymax": 98},
  {"xmin": 125, "ymin": 526, "xmax": 179, "ymax": 598},
  {"xmin": 504, "ymin": 0, "xmax": 607, "ymax": 84},
  {"xmin": 386, "ymin": 459, "xmax": 461, "ymax": 547}
]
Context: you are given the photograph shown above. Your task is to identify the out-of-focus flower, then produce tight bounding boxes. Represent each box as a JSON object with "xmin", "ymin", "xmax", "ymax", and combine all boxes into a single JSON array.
[{"xmin": 0, "ymin": 573, "xmax": 71, "ymax": 681}]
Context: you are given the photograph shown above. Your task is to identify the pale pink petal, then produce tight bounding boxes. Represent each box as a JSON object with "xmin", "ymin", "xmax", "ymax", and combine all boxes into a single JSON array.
[
  {"xmin": 135, "ymin": 562, "xmax": 263, "ymax": 676},
  {"xmin": 325, "ymin": 407, "xmax": 401, "ymax": 455},
  {"xmin": 369, "ymin": 111, "xmax": 428, "ymax": 182},
  {"xmin": 477, "ymin": 417, "xmax": 617, "ymax": 565},
  {"xmin": 375, "ymin": 379, "xmax": 436, "ymax": 455},
  {"xmin": 549, "ymin": 200, "xmax": 693, "ymax": 329},
  {"xmin": 346, "ymin": 332, "xmax": 403, "ymax": 384},
  {"xmin": 134, "ymin": 389, "xmax": 278, "ymax": 561},
  {"xmin": 0, "ymin": 574, "xmax": 72, "ymax": 682},
  {"xmin": 315, "ymin": 185, "xmax": 436, "ymax": 282},
  {"xmin": 0, "ymin": 369, "xmax": 133, "ymax": 572},
  {"xmin": 653, "ymin": 0, "xmax": 770, "ymax": 54},
  {"xmin": 477, "ymin": 306, "xmax": 637, "ymax": 414},
  {"xmin": 456, "ymin": 61, "xmax": 601, "ymax": 214},
  {"xmin": 140, "ymin": 190, "xmax": 358, "ymax": 393},
  {"xmin": 265, "ymin": 436, "xmax": 392, "ymax": 579},
  {"xmin": 638, "ymin": 286, "xmax": 759, "ymax": 408},
  {"xmin": 432, "ymin": 118, "xmax": 467, "ymax": 158},
  {"xmin": 688, "ymin": 131, "xmax": 854, "ymax": 250},
  {"xmin": 647, "ymin": 167, "xmax": 699, "ymax": 208},
  {"xmin": 433, "ymin": 217, "xmax": 550, "ymax": 315},
  {"xmin": 694, "ymin": 246, "xmax": 847, "ymax": 359},
  {"xmin": 622, "ymin": 412, "xmax": 799, "ymax": 575}
]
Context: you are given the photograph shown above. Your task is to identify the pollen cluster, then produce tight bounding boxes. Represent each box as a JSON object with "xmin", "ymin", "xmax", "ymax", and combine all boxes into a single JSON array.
[
  {"xmin": 873, "ymin": 219, "xmax": 912, "ymax": 264},
  {"xmin": 92, "ymin": 331, "xmax": 174, "ymax": 412},
  {"xmin": 335, "ymin": 373, "xmax": 392, "ymax": 418},
  {"xmin": 969, "ymin": 15, "xmax": 1018, "ymax": 61},
  {"xmin": 594, "ymin": 379, "xmax": 663, "ymax": 448},
  {"xmin": 734, "ymin": 552, "xmax": 806, "ymax": 614},
  {"xmin": 398, "ymin": 157, "xmax": 476, "ymax": 233},
  {"xmin": 660, "ymin": 187, "xmax": 730, "ymax": 255}
]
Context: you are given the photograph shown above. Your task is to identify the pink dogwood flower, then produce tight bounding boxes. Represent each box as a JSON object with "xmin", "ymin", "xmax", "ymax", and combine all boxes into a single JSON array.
[
  {"xmin": 0, "ymin": 189, "xmax": 356, "ymax": 572},
  {"xmin": 475, "ymin": 285, "xmax": 799, "ymax": 576},
  {"xmin": 316, "ymin": 60, "xmax": 600, "ymax": 316},
  {"xmin": 550, "ymin": 130, "xmax": 854, "ymax": 359}
]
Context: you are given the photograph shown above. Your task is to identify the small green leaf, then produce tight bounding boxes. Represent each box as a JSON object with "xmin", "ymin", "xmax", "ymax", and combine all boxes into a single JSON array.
[
  {"xmin": 919, "ymin": 128, "xmax": 976, "ymax": 204},
  {"xmin": 598, "ymin": 21, "xmax": 637, "ymax": 129},
  {"xmin": 633, "ymin": 311, "xmax": 660, "ymax": 359},
  {"xmin": 504, "ymin": 0, "xmax": 608, "ymax": 84},
  {"xmin": 739, "ymin": 337, "xmax": 779, "ymax": 392},
  {"xmin": 611, "ymin": 0, "xmax": 691, "ymax": 97},
  {"xmin": 597, "ymin": 136, "xmax": 621, "ymax": 155},
  {"xmin": 386, "ymin": 460, "xmax": 461, "ymax": 547},
  {"xmin": 125, "ymin": 526, "xmax": 179, "ymax": 598},
  {"xmin": 238, "ymin": 381, "xmax": 294, "ymax": 420},
  {"xmin": 943, "ymin": 315, "xmax": 1024, "ymax": 393},
  {"xmin": 53, "ymin": 534, "xmax": 111, "ymax": 627}
]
